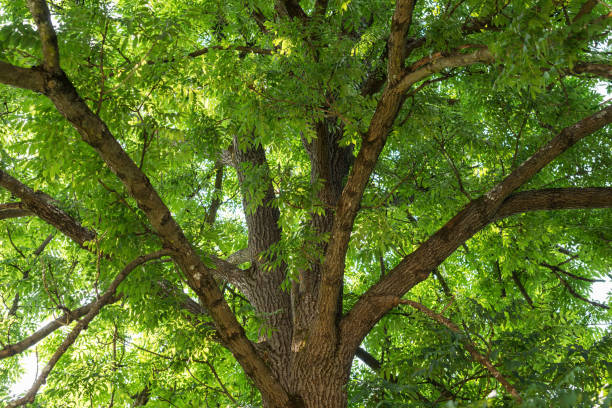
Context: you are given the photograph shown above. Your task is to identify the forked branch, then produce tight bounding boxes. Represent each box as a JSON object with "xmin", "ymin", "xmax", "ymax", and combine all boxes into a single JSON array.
[
  {"xmin": 340, "ymin": 104, "xmax": 612, "ymax": 360},
  {"xmin": 6, "ymin": 250, "xmax": 171, "ymax": 408}
]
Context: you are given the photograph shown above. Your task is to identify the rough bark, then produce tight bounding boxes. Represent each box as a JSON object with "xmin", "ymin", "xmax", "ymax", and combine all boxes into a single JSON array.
[
  {"xmin": 292, "ymin": 118, "xmax": 353, "ymax": 351},
  {"xmin": 0, "ymin": 169, "xmax": 96, "ymax": 246},
  {"xmin": 232, "ymin": 134, "xmax": 294, "ymax": 395}
]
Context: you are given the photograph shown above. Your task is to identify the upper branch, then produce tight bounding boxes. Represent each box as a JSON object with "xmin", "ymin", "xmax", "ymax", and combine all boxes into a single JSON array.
[
  {"xmin": 0, "ymin": 168, "xmax": 246, "ymax": 288},
  {"xmin": 571, "ymin": 62, "xmax": 612, "ymax": 80},
  {"xmin": 26, "ymin": 0, "xmax": 60, "ymax": 72},
  {"xmin": 3, "ymin": 20, "xmax": 289, "ymax": 403},
  {"xmin": 387, "ymin": 0, "xmax": 416, "ymax": 84},
  {"xmin": 275, "ymin": 0, "xmax": 308, "ymax": 19},
  {"xmin": 339, "ymin": 104, "xmax": 612, "ymax": 359},
  {"xmin": 394, "ymin": 47, "xmax": 494, "ymax": 95},
  {"xmin": 311, "ymin": 46, "xmax": 494, "ymax": 345},
  {"xmin": 494, "ymin": 187, "xmax": 612, "ymax": 219}
]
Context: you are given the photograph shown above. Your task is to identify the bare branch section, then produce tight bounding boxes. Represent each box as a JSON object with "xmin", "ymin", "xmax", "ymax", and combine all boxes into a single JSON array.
[
  {"xmin": 340, "ymin": 104, "xmax": 612, "ymax": 360},
  {"xmin": 571, "ymin": 62, "xmax": 612, "ymax": 80},
  {"xmin": 26, "ymin": 0, "xmax": 60, "ymax": 72},
  {"xmin": 355, "ymin": 347, "xmax": 382, "ymax": 372},
  {"xmin": 6, "ymin": 250, "xmax": 171, "ymax": 408},
  {"xmin": 0, "ymin": 202, "xmax": 33, "ymax": 220},
  {"xmin": 275, "ymin": 0, "xmax": 308, "ymax": 19},
  {"xmin": 17, "ymin": 5, "xmax": 290, "ymax": 404},
  {"xmin": 205, "ymin": 162, "xmax": 224, "ymax": 225},
  {"xmin": 395, "ymin": 47, "xmax": 493, "ymax": 95},
  {"xmin": 402, "ymin": 300, "xmax": 523, "ymax": 403}
]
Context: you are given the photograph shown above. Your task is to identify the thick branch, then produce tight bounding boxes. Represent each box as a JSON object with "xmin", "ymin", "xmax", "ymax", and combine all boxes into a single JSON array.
[
  {"xmin": 275, "ymin": 0, "xmax": 308, "ymax": 19},
  {"xmin": 312, "ymin": 46, "xmax": 495, "ymax": 345},
  {"xmin": 340, "ymin": 105, "xmax": 612, "ymax": 361},
  {"xmin": 14, "ymin": 27, "xmax": 288, "ymax": 401},
  {"xmin": 0, "ymin": 61, "xmax": 45, "ymax": 92},
  {"xmin": 232, "ymin": 134, "xmax": 293, "ymax": 361},
  {"xmin": 6, "ymin": 250, "xmax": 170, "ymax": 408},
  {"xmin": 0, "ymin": 169, "xmax": 245, "ymax": 285},
  {"xmin": 26, "ymin": 0, "xmax": 60, "ymax": 72},
  {"xmin": 571, "ymin": 62, "xmax": 612, "ymax": 80},
  {"xmin": 387, "ymin": 0, "xmax": 416, "ymax": 83},
  {"xmin": 494, "ymin": 187, "xmax": 612, "ymax": 219},
  {"xmin": 402, "ymin": 300, "xmax": 522, "ymax": 402},
  {"xmin": 395, "ymin": 47, "xmax": 494, "ymax": 95}
]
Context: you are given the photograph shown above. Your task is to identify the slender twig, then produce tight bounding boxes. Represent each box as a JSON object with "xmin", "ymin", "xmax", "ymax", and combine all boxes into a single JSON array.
[{"xmin": 400, "ymin": 299, "xmax": 523, "ymax": 403}]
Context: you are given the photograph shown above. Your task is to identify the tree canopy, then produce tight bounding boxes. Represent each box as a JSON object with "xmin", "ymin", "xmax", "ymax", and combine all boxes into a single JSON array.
[{"xmin": 0, "ymin": 0, "xmax": 611, "ymax": 407}]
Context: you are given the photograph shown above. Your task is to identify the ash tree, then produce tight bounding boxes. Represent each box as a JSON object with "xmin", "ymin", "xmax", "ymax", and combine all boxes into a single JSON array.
[{"xmin": 0, "ymin": 0, "xmax": 611, "ymax": 406}]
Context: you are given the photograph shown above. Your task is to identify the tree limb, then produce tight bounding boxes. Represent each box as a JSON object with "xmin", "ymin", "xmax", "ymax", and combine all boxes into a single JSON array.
[
  {"xmin": 340, "ymin": 104, "xmax": 612, "ymax": 363},
  {"xmin": 0, "ymin": 61, "xmax": 45, "ymax": 93},
  {"xmin": 511, "ymin": 270, "xmax": 535, "ymax": 309},
  {"xmin": 275, "ymin": 0, "xmax": 307, "ymax": 19},
  {"xmin": 570, "ymin": 62, "xmax": 612, "ymax": 80},
  {"xmin": 312, "ymin": 46, "xmax": 495, "ymax": 345},
  {"xmin": 543, "ymin": 264, "xmax": 609, "ymax": 309},
  {"xmin": 540, "ymin": 261, "xmax": 603, "ymax": 283},
  {"xmin": 387, "ymin": 0, "xmax": 416, "ymax": 84},
  {"xmin": 355, "ymin": 347, "xmax": 382, "ymax": 372},
  {"xmin": 395, "ymin": 47, "xmax": 494, "ymax": 95},
  {"xmin": 0, "ymin": 169, "xmax": 95, "ymax": 246},
  {"xmin": 6, "ymin": 250, "xmax": 171, "ymax": 408},
  {"xmin": 26, "ymin": 0, "xmax": 60, "ymax": 72},
  {"xmin": 494, "ymin": 187, "xmax": 612, "ymax": 219},
  {"xmin": 0, "ymin": 295, "xmax": 119, "ymax": 359},
  {"xmin": 205, "ymin": 162, "xmax": 224, "ymax": 225},
  {"xmin": 401, "ymin": 300, "xmax": 523, "ymax": 403}
]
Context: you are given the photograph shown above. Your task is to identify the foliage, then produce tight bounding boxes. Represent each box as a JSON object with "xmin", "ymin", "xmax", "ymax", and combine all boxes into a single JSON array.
[{"xmin": 0, "ymin": 0, "xmax": 610, "ymax": 407}]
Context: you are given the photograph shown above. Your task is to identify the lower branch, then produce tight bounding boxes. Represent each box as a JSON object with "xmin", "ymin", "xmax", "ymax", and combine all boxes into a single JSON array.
[
  {"xmin": 402, "ymin": 300, "xmax": 522, "ymax": 403},
  {"xmin": 511, "ymin": 270, "xmax": 535, "ymax": 309},
  {"xmin": 6, "ymin": 250, "xmax": 170, "ymax": 408}
]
